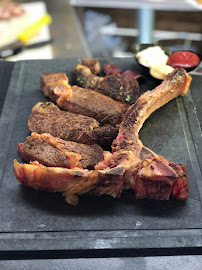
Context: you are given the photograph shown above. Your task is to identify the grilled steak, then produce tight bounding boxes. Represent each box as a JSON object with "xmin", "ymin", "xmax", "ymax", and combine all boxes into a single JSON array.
[
  {"xmin": 14, "ymin": 68, "xmax": 191, "ymax": 205},
  {"xmin": 56, "ymin": 85, "xmax": 128, "ymax": 126},
  {"xmin": 41, "ymin": 71, "xmax": 129, "ymax": 126},
  {"xmin": 28, "ymin": 102, "xmax": 118, "ymax": 149},
  {"xmin": 28, "ymin": 102, "xmax": 99, "ymax": 141},
  {"xmin": 98, "ymin": 73, "xmax": 139, "ymax": 104},
  {"xmin": 77, "ymin": 124, "xmax": 118, "ymax": 147},
  {"xmin": 71, "ymin": 63, "xmax": 140, "ymax": 105},
  {"xmin": 71, "ymin": 65, "xmax": 99, "ymax": 89},
  {"xmin": 18, "ymin": 133, "xmax": 103, "ymax": 169}
]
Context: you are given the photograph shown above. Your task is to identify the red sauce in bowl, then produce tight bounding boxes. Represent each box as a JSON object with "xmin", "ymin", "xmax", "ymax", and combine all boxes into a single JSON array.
[{"xmin": 167, "ymin": 51, "xmax": 201, "ymax": 69}]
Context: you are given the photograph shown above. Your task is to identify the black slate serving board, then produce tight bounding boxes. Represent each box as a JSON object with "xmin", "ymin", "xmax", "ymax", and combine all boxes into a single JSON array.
[{"xmin": 0, "ymin": 58, "xmax": 202, "ymax": 257}]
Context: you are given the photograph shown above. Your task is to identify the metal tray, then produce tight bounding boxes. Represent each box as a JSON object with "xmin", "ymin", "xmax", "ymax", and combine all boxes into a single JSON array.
[{"xmin": 0, "ymin": 58, "xmax": 202, "ymax": 257}]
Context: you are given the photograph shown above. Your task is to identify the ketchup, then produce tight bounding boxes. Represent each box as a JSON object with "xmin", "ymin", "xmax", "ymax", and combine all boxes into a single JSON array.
[{"xmin": 167, "ymin": 51, "xmax": 201, "ymax": 69}]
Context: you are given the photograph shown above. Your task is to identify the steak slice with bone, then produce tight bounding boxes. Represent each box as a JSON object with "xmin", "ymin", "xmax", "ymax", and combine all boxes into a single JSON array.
[
  {"xmin": 28, "ymin": 102, "xmax": 118, "ymax": 149},
  {"xmin": 14, "ymin": 68, "xmax": 191, "ymax": 204},
  {"xmin": 111, "ymin": 68, "xmax": 191, "ymax": 200},
  {"xmin": 18, "ymin": 133, "xmax": 103, "ymax": 169}
]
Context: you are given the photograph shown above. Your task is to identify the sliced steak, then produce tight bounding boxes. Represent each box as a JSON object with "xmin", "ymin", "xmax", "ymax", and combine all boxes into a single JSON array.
[
  {"xmin": 56, "ymin": 85, "xmax": 128, "ymax": 126},
  {"xmin": 77, "ymin": 124, "xmax": 118, "ymax": 149},
  {"xmin": 41, "ymin": 73, "xmax": 68, "ymax": 96},
  {"xmin": 41, "ymin": 71, "xmax": 129, "ymax": 126},
  {"xmin": 71, "ymin": 64, "xmax": 140, "ymax": 105},
  {"xmin": 18, "ymin": 133, "xmax": 103, "ymax": 169},
  {"xmin": 14, "ymin": 68, "xmax": 191, "ymax": 205},
  {"xmin": 97, "ymin": 73, "xmax": 140, "ymax": 104},
  {"xmin": 28, "ymin": 102, "xmax": 117, "ymax": 149}
]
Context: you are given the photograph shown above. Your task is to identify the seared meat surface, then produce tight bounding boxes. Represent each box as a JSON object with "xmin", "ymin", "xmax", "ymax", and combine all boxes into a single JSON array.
[
  {"xmin": 71, "ymin": 64, "xmax": 139, "ymax": 105},
  {"xmin": 77, "ymin": 124, "xmax": 118, "ymax": 147},
  {"xmin": 81, "ymin": 58, "xmax": 101, "ymax": 74},
  {"xmin": 71, "ymin": 65, "xmax": 99, "ymax": 89},
  {"xmin": 56, "ymin": 85, "xmax": 128, "ymax": 126},
  {"xmin": 18, "ymin": 133, "xmax": 103, "ymax": 169},
  {"xmin": 98, "ymin": 73, "xmax": 139, "ymax": 104},
  {"xmin": 28, "ymin": 102, "xmax": 99, "ymax": 142},
  {"xmin": 28, "ymin": 102, "xmax": 118, "ymax": 149}
]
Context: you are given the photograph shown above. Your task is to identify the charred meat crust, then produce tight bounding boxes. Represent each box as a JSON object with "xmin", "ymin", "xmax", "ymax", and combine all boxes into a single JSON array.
[
  {"xmin": 71, "ymin": 67, "xmax": 99, "ymax": 89},
  {"xmin": 97, "ymin": 73, "xmax": 140, "ymax": 105},
  {"xmin": 71, "ymin": 64, "xmax": 140, "ymax": 105}
]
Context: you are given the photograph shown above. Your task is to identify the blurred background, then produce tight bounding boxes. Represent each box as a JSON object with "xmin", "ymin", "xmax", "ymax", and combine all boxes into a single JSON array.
[{"xmin": 0, "ymin": 0, "xmax": 201, "ymax": 61}]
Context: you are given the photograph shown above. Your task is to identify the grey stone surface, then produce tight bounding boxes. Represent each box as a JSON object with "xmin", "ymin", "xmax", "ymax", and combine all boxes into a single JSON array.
[{"xmin": 0, "ymin": 58, "xmax": 201, "ymax": 254}]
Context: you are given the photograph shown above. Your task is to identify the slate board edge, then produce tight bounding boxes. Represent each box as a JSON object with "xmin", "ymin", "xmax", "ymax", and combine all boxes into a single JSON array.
[
  {"xmin": 0, "ymin": 61, "xmax": 25, "ymax": 187},
  {"xmin": 0, "ymin": 228, "xmax": 202, "ymax": 255}
]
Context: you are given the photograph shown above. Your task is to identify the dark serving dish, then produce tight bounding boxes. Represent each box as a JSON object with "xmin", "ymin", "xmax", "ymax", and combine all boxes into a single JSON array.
[
  {"xmin": 167, "ymin": 50, "xmax": 202, "ymax": 72},
  {"xmin": 134, "ymin": 43, "xmax": 201, "ymax": 74}
]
